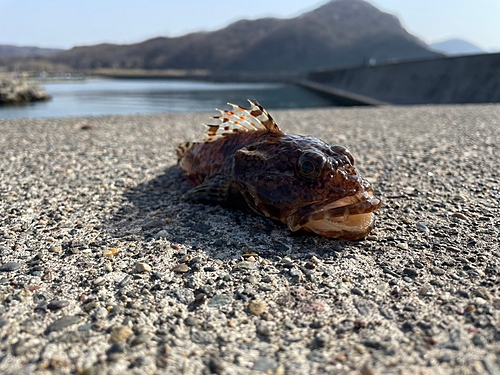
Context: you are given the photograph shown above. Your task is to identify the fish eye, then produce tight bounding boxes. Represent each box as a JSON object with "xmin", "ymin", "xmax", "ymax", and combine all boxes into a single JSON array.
[
  {"xmin": 330, "ymin": 145, "xmax": 355, "ymax": 165},
  {"xmin": 298, "ymin": 152, "xmax": 324, "ymax": 180}
]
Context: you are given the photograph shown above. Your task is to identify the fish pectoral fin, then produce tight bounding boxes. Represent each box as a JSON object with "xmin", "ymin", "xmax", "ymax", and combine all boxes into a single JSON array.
[{"xmin": 182, "ymin": 174, "xmax": 232, "ymax": 204}]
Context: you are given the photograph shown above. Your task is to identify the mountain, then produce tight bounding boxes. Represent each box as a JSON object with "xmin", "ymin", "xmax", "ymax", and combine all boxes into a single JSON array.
[
  {"xmin": 47, "ymin": 0, "xmax": 441, "ymax": 73},
  {"xmin": 429, "ymin": 39, "xmax": 484, "ymax": 56},
  {"xmin": 0, "ymin": 44, "xmax": 63, "ymax": 58}
]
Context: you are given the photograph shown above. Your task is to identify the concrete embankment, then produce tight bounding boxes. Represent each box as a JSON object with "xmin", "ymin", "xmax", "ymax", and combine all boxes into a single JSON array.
[
  {"xmin": 0, "ymin": 105, "xmax": 499, "ymax": 374},
  {"xmin": 306, "ymin": 52, "xmax": 500, "ymax": 105}
]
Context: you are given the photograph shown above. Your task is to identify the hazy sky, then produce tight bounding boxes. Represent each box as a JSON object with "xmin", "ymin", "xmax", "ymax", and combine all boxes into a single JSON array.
[{"xmin": 1, "ymin": 0, "xmax": 499, "ymax": 51}]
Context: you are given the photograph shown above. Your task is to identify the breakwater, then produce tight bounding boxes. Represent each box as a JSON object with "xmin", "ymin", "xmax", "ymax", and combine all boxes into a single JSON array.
[{"xmin": 305, "ymin": 52, "xmax": 500, "ymax": 105}]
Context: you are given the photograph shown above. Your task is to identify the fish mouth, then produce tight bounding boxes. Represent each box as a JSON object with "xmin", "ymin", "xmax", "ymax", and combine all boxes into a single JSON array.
[{"xmin": 287, "ymin": 191, "xmax": 382, "ymax": 240}]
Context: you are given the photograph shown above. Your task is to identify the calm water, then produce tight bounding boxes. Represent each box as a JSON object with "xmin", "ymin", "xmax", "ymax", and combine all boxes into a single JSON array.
[{"xmin": 0, "ymin": 79, "xmax": 334, "ymax": 119}]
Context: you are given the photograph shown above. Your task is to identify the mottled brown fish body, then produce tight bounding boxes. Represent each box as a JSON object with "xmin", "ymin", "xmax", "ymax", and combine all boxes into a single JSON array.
[{"xmin": 177, "ymin": 100, "xmax": 382, "ymax": 240}]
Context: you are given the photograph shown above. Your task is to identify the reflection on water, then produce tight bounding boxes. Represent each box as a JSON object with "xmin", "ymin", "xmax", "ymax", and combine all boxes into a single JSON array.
[{"xmin": 0, "ymin": 79, "xmax": 334, "ymax": 119}]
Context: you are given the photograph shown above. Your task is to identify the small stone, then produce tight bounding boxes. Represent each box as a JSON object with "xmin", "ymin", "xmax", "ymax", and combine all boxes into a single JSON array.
[
  {"xmin": 194, "ymin": 293, "xmax": 207, "ymax": 304},
  {"xmin": 83, "ymin": 301, "xmax": 99, "ymax": 312},
  {"xmin": 110, "ymin": 325, "xmax": 133, "ymax": 343},
  {"xmin": 312, "ymin": 332, "xmax": 329, "ymax": 349},
  {"xmin": 207, "ymin": 294, "xmax": 232, "ymax": 307},
  {"xmin": 93, "ymin": 307, "xmax": 108, "ymax": 320},
  {"xmin": 49, "ymin": 246, "xmax": 62, "ymax": 253},
  {"xmin": 93, "ymin": 277, "xmax": 104, "ymax": 285},
  {"xmin": 431, "ymin": 266, "xmax": 445, "ymax": 276},
  {"xmin": 118, "ymin": 275, "xmax": 131, "ymax": 287},
  {"xmin": 419, "ymin": 285, "xmax": 436, "ymax": 296},
  {"xmin": 0, "ymin": 262, "xmax": 21, "ymax": 272},
  {"xmin": 172, "ymin": 264, "xmax": 189, "ymax": 274},
  {"xmin": 452, "ymin": 212, "xmax": 468, "ymax": 221},
  {"xmin": 208, "ymin": 357, "xmax": 225, "ymax": 374},
  {"xmin": 248, "ymin": 300, "xmax": 267, "ymax": 316},
  {"xmin": 396, "ymin": 243, "xmax": 409, "ymax": 250},
  {"xmin": 234, "ymin": 261, "xmax": 256, "ymax": 270},
  {"xmin": 336, "ymin": 353, "xmax": 347, "ymax": 362},
  {"xmin": 106, "ymin": 343, "xmax": 126, "ymax": 360},
  {"xmin": 252, "ymin": 358, "xmax": 278, "ymax": 372},
  {"xmin": 472, "ymin": 334, "xmax": 486, "ymax": 348},
  {"xmin": 136, "ymin": 262, "xmax": 152, "ymax": 273},
  {"xmin": 402, "ymin": 268, "xmax": 418, "ymax": 278},
  {"xmin": 256, "ymin": 323, "xmax": 271, "ymax": 337},
  {"xmin": 416, "ymin": 222, "xmax": 429, "ymax": 233},
  {"xmin": 156, "ymin": 230, "xmax": 169, "ymax": 238},
  {"xmin": 47, "ymin": 300, "xmax": 69, "ymax": 311},
  {"xmin": 361, "ymin": 364, "xmax": 376, "ymax": 375},
  {"xmin": 351, "ymin": 287, "xmax": 364, "ymax": 296},
  {"xmin": 103, "ymin": 248, "xmax": 119, "ymax": 257},
  {"xmin": 45, "ymin": 316, "xmax": 81, "ymax": 334},
  {"xmin": 130, "ymin": 334, "xmax": 148, "ymax": 347},
  {"xmin": 184, "ymin": 316, "xmax": 199, "ymax": 327}
]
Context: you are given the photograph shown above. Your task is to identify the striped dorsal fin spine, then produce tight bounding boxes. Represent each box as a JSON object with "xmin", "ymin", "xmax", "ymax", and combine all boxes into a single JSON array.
[{"xmin": 203, "ymin": 99, "xmax": 281, "ymax": 142}]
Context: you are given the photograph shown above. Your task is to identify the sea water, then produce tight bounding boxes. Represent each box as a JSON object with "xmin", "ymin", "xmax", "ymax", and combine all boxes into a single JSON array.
[{"xmin": 0, "ymin": 78, "xmax": 334, "ymax": 119}]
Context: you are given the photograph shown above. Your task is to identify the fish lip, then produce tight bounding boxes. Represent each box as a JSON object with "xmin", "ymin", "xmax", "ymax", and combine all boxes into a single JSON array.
[{"xmin": 287, "ymin": 191, "xmax": 382, "ymax": 231}]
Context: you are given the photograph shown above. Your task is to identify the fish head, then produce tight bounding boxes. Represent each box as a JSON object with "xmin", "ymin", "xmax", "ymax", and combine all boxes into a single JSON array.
[{"xmin": 233, "ymin": 134, "xmax": 382, "ymax": 240}]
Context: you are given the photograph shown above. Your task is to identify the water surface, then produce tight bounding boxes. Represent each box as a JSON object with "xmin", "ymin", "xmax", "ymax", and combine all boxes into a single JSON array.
[{"xmin": 0, "ymin": 79, "xmax": 334, "ymax": 119}]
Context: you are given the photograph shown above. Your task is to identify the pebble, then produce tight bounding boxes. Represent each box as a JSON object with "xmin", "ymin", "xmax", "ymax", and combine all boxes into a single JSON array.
[
  {"xmin": 156, "ymin": 230, "xmax": 169, "ymax": 238},
  {"xmin": 452, "ymin": 212, "xmax": 468, "ymax": 220},
  {"xmin": 361, "ymin": 364, "xmax": 376, "ymax": 375},
  {"xmin": 47, "ymin": 300, "xmax": 69, "ymax": 311},
  {"xmin": 402, "ymin": 268, "xmax": 418, "ymax": 278},
  {"xmin": 208, "ymin": 357, "xmax": 225, "ymax": 375},
  {"xmin": 184, "ymin": 316, "xmax": 199, "ymax": 327},
  {"xmin": 396, "ymin": 243, "xmax": 409, "ymax": 250},
  {"xmin": 431, "ymin": 266, "xmax": 445, "ymax": 276},
  {"xmin": 419, "ymin": 285, "xmax": 436, "ymax": 296},
  {"xmin": 106, "ymin": 343, "xmax": 126, "ymax": 360},
  {"xmin": 172, "ymin": 264, "xmax": 189, "ymax": 274},
  {"xmin": 45, "ymin": 316, "xmax": 81, "ymax": 334},
  {"xmin": 136, "ymin": 262, "xmax": 152, "ymax": 273},
  {"xmin": 472, "ymin": 334, "xmax": 486, "ymax": 348},
  {"xmin": 248, "ymin": 300, "xmax": 267, "ymax": 316},
  {"xmin": 416, "ymin": 222, "xmax": 429, "ymax": 233},
  {"xmin": 110, "ymin": 325, "xmax": 133, "ymax": 343},
  {"xmin": 351, "ymin": 287, "xmax": 364, "ymax": 296},
  {"xmin": 0, "ymin": 262, "xmax": 21, "ymax": 272},
  {"xmin": 130, "ymin": 333, "xmax": 149, "ymax": 347},
  {"xmin": 256, "ymin": 323, "xmax": 272, "ymax": 337},
  {"xmin": 252, "ymin": 358, "xmax": 278, "ymax": 372},
  {"xmin": 207, "ymin": 294, "xmax": 232, "ymax": 307}
]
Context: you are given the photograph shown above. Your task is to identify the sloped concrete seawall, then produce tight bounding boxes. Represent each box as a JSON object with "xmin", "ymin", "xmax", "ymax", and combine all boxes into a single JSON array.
[{"xmin": 307, "ymin": 53, "xmax": 500, "ymax": 105}]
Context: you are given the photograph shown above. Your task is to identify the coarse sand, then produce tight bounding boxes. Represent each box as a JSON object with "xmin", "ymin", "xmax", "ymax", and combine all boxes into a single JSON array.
[{"xmin": 0, "ymin": 104, "xmax": 499, "ymax": 374}]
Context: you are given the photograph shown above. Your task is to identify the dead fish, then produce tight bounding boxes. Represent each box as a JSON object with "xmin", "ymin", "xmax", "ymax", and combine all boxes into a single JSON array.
[{"xmin": 176, "ymin": 100, "xmax": 381, "ymax": 240}]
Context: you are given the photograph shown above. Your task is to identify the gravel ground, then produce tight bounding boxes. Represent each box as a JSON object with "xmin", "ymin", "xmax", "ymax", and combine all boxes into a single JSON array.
[{"xmin": 0, "ymin": 104, "xmax": 499, "ymax": 374}]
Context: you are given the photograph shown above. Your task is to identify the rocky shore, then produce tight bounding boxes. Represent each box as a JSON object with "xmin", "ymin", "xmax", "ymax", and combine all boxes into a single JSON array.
[
  {"xmin": 0, "ymin": 78, "xmax": 51, "ymax": 104},
  {"xmin": 0, "ymin": 105, "xmax": 499, "ymax": 374}
]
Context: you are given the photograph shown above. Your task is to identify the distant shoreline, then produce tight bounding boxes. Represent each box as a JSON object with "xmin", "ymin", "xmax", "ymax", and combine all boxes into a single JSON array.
[{"xmin": 88, "ymin": 68, "xmax": 301, "ymax": 83}]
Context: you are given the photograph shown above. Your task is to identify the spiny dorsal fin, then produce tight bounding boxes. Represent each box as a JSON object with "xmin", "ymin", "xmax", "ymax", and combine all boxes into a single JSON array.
[{"xmin": 203, "ymin": 99, "xmax": 281, "ymax": 142}]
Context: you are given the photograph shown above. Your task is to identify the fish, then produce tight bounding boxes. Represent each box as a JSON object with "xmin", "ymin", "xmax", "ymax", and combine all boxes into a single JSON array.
[{"xmin": 176, "ymin": 100, "xmax": 382, "ymax": 240}]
